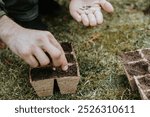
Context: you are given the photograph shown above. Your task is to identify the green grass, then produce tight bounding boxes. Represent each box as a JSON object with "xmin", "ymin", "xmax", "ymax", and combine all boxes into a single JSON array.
[{"xmin": 0, "ymin": 0, "xmax": 149, "ymax": 100}]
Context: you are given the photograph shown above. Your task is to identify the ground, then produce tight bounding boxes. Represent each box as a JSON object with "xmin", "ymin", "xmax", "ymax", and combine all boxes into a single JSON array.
[{"xmin": 0, "ymin": 0, "xmax": 149, "ymax": 99}]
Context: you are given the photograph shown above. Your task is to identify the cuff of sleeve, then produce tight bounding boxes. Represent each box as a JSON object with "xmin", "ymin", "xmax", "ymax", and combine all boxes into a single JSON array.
[{"xmin": 0, "ymin": 11, "xmax": 6, "ymax": 17}]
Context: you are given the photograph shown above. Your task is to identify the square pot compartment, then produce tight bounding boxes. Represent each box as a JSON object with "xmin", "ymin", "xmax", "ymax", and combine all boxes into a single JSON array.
[
  {"xmin": 120, "ymin": 50, "xmax": 142, "ymax": 63},
  {"xmin": 30, "ymin": 64, "xmax": 80, "ymax": 96},
  {"xmin": 30, "ymin": 66, "xmax": 55, "ymax": 97},
  {"xmin": 134, "ymin": 75, "xmax": 150, "ymax": 100},
  {"xmin": 29, "ymin": 42, "xmax": 80, "ymax": 97},
  {"xmin": 56, "ymin": 64, "xmax": 80, "ymax": 94},
  {"xmin": 123, "ymin": 61, "xmax": 149, "ymax": 91},
  {"xmin": 124, "ymin": 61, "xmax": 149, "ymax": 77},
  {"xmin": 137, "ymin": 75, "xmax": 150, "ymax": 90}
]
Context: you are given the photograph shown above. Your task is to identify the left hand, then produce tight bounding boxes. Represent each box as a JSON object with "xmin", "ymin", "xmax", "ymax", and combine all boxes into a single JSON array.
[{"xmin": 69, "ymin": 0, "xmax": 114, "ymax": 26}]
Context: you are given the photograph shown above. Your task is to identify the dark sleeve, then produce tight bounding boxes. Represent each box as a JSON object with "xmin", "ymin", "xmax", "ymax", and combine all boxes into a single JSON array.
[{"xmin": 0, "ymin": 0, "xmax": 6, "ymax": 17}]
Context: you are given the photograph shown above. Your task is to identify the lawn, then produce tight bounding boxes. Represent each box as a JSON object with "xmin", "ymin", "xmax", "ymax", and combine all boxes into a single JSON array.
[{"xmin": 0, "ymin": 0, "xmax": 149, "ymax": 99}]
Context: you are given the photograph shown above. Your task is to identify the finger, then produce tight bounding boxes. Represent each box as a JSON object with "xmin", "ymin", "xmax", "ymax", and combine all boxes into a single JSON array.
[
  {"xmin": 99, "ymin": 0, "xmax": 114, "ymax": 13},
  {"xmin": 23, "ymin": 55, "xmax": 39, "ymax": 67},
  {"xmin": 47, "ymin": 34, "xmax": 68, "ymax": 71},
  {"xmin": 43, "ymin": 40, "xmax": 68, "ymax": 71},
  {"xmin": 17, "ymin": 47, "xmax": 38, "ymax": 67},
  {"xmin": 33, "ymin": 47, "xmax": 50, "ymax": 66},
  {"xmin": 94, "ymin": 10, "xmax": 103, "ymax": 24},
  {"xmin": 58, "ymin": 54, "xmax": 68, "ymax": 71},
  {"xmin": 87, "ymin": 13, "xmax": 97, "ymax": 26},
  {"xmin": 70, "ymin": 11, "xmax": 82, "ymax": 22},
  {"xmin": 47, "ymin": 33, "xmax": 64, "ymax": 52},
  {"xmin": 81, "ymin": 13, "xmax": 90, "ymax": 26},
  {"xmin": 43, "ymin": 41, "xmax": 61, "ymax": 66}
]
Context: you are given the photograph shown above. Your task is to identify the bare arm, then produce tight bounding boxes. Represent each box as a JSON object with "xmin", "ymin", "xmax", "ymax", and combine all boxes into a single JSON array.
[
  {"xmin": 0, "ymin": 15, "xmax": 22, "ymax": 44},
  {"xmin": 0, "ymin": 15, "xmax": 68, "ymax": 70}
]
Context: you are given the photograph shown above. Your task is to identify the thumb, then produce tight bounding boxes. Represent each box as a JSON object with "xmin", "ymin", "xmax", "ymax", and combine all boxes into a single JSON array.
[{"xmin": 98, "ymin": 0, "xmax": 114, "ymax": 13}]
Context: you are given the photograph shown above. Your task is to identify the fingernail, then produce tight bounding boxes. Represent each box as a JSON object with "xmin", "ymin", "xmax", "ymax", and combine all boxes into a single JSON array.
[
  {"xmin": 53, "ymin": 67, "xmax": 56, "ymax": 71},
  {"xmin": 62, "ymin": 65, "xmax": 68, "ymax": 71}
]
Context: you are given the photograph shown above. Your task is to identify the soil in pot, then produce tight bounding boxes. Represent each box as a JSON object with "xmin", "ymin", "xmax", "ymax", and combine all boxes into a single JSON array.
[
  {"xmin": 121, "ymin": 51, "xmax": 142, "ymax": 62},
  {"xmin": 31, "ymin": 66, "xmax": 56, "ymax": 81},
  {"xmin": 31, "ymin": 64, "xmax": 78, "ymax": 81},
  {"xmin": 61, "ymin": 42, "xmax": 72, "ymax": 53},
  {"xmin": 65, "ymin": 54, "xmax": 75, "ymax": 63},
  {"xmin": 56, "ymin": 64, "xmax": 78, "ymax": 77},
  {"xmin": 138, "ymin": 76, "xmax": 150, "ymax": 90},
  {"xmin": 125, "ymin": 61, "xmax": 149, "ymax": 76}
]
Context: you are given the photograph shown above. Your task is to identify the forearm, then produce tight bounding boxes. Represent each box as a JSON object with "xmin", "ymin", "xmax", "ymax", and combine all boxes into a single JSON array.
[{"xmin": 0, "ymin": 15, "xmax": 22, "ymax": 44}]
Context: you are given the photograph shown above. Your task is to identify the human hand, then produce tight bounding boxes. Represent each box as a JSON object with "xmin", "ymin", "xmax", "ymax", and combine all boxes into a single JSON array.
[
  {"xmin": 0, "ymin": 16, "xmax": 68, "ymax": 70},
  {"xmin": 6, "ymin": 28, "xmax": 68, "ymax": 70},
  {"xmin": 69, "ymin": 0, "xmax": 114, "ymax": 26}
]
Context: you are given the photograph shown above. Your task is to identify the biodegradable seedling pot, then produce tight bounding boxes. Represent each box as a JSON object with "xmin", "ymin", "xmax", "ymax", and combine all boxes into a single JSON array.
[
  {"xmin": 29, "ymin": 42, "xmax": 80, "ymax": 97},
  {"xmin": 120, "ymin": 48, "xmax": 150, "ymax": 99},
  {"xmin": 123, "ymin": 61, "xmax": 149, "ymax": 90},
  {"xmin": 120, "ymin": 50, "xmax": 143, "ymax": 90},
  {"xmin": 121, "ymin": 51, "xmax": 143, "ymax": 63},
  {"xmin": 56, "ymin": 64, "xmax": 80, "ymax": 94},
  {"xmin": 134, "ymin": 75, "xmax": 150, "ymax": 100},
  {"xmin": 124, "ymin": 61, "xmax": 149, "ymax": 77},
  {"xmin": 30, "ymin": 66, "xmax": 55, "ymax": 97}
]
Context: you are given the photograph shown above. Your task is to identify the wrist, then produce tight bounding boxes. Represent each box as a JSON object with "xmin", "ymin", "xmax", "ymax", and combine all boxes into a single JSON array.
[{"xmin": 0, "ymin": 15, "xmax": 23, "ymax": 44}]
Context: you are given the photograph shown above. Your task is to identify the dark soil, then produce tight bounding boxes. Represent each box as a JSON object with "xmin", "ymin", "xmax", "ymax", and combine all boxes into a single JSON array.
[
  {"xmin": 56, "ymin": 64, "xmax": 78, "ymax": 77},
  {"xmin": 121, "ymin": 51, "xmax": 142, "ymax": 63},
  {"xmin": 61, "ymin": 42, "xmax": 72, "ymax": 53},
  {"xmin": 142, "ymin": 49, "xmax": 150, "ymax": 62},
  {"xmin": 65, "ymin": 54, "xmax": 75, "ymax": 63},
  {"xmin": 138, "ymin": 76, "xmax": 150, "ymax": 90},
  {"xmin": 125, "ymin": 61, "xmax": 149, "ymax": 76},
  {"xmin": 31, "ymin": 64, "xmax": 78, "ymax": 81},
  {"xmin": 31, "ymin": 66, "xmax": 56, "ymax": 81}
]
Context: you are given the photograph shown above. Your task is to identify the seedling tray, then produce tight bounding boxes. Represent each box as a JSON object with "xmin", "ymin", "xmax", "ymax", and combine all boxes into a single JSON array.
[
  {"xmin": 120, "ymin": 48, "xmax": 150, "ymax": 99},
  {"xmin": 134, "ymin": 75, "xmax": 150, "ymax": 100},
  {"xmin": 29, "ymin": 42, "xmax": 80, "ymax": 97}
]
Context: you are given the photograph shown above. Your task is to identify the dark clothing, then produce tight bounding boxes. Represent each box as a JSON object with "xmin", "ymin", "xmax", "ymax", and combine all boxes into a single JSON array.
[
  {"xmin": 0, "ymin": 0, "xmax": 61, "ymax": 30},
  {"xmin": 0, "ymin": 0, "xmax": 6, "ymax": 17},
  {"xmin": 0, "ymin": 0, "xmax": 38, "ymax": 21}
]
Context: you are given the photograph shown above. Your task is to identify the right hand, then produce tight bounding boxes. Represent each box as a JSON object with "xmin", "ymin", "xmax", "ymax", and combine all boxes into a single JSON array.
[
  {"xmin": 5, "ymin": 27, "xmax": 68, "ymax": 70},
  {"xmin": 69, "ymin": 0, "xmax": 114, "ymax": 26}
]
